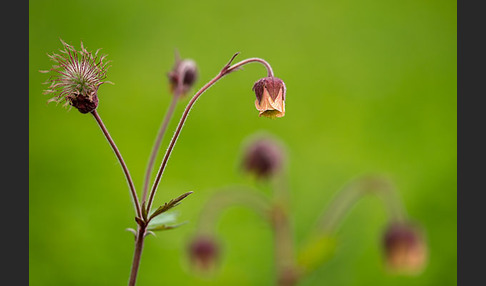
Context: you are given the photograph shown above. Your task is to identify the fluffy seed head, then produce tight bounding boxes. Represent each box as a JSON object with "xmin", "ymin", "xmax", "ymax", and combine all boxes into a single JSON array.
[
  {"xmin": 40, "ymin": 39, "xmax": 111, "ymax": 113},
  {"xmin": 252, "ymin": 76, "xmax": 286, "ymax": 118}
]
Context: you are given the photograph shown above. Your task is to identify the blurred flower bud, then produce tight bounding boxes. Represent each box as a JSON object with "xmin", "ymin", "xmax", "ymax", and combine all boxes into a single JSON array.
[
  {"xmin": 383, "ymin": 221, "xmax": 427, "ymax": 275},
  {"xmin": 41, "ymin": 40, "xmax": 111, "ymax": 114},
  {"xmin": 252, "ymin": 76, "xmax": 286, "ymax": 118},
  {"xmin": 242, "ymin": 136, "xmax": 285, "ymax": 179},
  {"xmin": 168, "ymin": 52, "xmax": 198, "ymax": 97},
  {"xmin": 188, "ymin": 235, "xmax": 220, "ymax": 271}
]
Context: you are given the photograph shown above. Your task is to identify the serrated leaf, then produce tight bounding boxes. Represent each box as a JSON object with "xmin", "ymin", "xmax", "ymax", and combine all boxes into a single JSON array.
[
  {"xmin": 148, "ymin": 221, "xmax": 188, "ymax": 232},
  {"xmin": 149, "ymin": 191, "xmax": 193, "ymax": 220}
]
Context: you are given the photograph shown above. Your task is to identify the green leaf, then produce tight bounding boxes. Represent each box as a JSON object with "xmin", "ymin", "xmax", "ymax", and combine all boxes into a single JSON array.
[
  {"xmin": 149, "ymin": 191, "xmax": 193, "ymax": 220},
  {"xmin": 297, "ymin": 235, "xmax": 337, "ymax": 272},
  {"xmin": 147, "ymin": 212, "xmax": 178, "ymax": 228},
  {"xmin": 147, "ymin": 221, "xmax": 188, "ymax": 232}
]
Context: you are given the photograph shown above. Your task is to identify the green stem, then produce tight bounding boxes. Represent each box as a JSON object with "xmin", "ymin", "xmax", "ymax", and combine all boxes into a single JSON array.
[
  {"xmin": 196, "ymin": 186, "xmax": 271, "ymax": 233},
  {"xmin": 297, "ymin": 175, "xmax": 407, "ymax": 274},
  {"xmin": 319, "ymin": 175, "xmax": 406, "ymax": 233}
]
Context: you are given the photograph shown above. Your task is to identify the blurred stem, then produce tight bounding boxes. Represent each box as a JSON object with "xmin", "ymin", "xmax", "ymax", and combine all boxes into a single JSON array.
[
  {"xmin": 146, "ymin": 54, "xmax": 274, "ymax": 213},
  {"xmin": 297, "ymin": 175, "xmax": 407, "ymax": 274},
  {"xmin": 141, "ymin": 93, "xmax": 180, "ymax": 205},
  {"xmin": 318, "ymin": 175, "xmax": 406, "ymax": 233},
  {"xmin": 128, "ymin": 226, "xmax": 146, "ymax": 286},
  {"xmin": 271, "ymin": 173, "xmax": 298, "ymax": 286},
  {"xmin": 272, "ymin": 204, "xmax": 297, "ymax": 286},
  {"xmin": 197, "ymin": 186, "xmax": 271, "ymax": 233},
  {"xmin": 91, "ymin": 110, "xmax": 142, "ymax": 218}
]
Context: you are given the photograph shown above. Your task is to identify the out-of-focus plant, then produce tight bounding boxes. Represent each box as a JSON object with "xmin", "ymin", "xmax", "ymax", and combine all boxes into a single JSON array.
[
  {"xmin": 187, "ymin": 133, "xmax": 428, "ymax": 286},
  {"xmin": 41, "ymin": 40, "xmax": 286, "ymax": 285}
]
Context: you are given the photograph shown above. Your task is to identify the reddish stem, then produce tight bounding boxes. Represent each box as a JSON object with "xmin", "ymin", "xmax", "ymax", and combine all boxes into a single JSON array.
[
  {"xmin": 128, "ymin": 226, "xmax": 146, "ymax": 286},
  {"xmin": 141, "ymin": 94, "xmax": 179, "ymax": 205},
  {"xmin": 91, "ymin": 110, "xmax": 142, "ymax": 218},
  {"xmin": 146, "ymin": 55, "xmax": 274, "ymax": 212}
]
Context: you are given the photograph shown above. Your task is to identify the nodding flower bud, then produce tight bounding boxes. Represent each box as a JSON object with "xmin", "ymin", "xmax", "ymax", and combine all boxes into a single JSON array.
[
  {"xmin": 168, "ymin": 53, "xmax": 198, "ymax": 97},
  {"xmin": 188, "ymin": 235, "xmax": 220, "ymax": 272},
  {"xmin": 41, "ymin": 40, "xmax": 111, "ymax": 114},
  {"xmin": 242, "ymin": 136, "xmax": 285, "ymax": 179},
  {"xmin": 383, "ymin": 222, "xmax": 427, "ymax": 275},
  {"xmin": 252, "ymin": 77, "xmax": 286, "ymax": 118}
]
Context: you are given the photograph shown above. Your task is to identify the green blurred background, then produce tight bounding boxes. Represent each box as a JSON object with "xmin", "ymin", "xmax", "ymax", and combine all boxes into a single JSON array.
[{"xmin": 29, "ymin": 0, "xmax": 456, "ymax": 285}]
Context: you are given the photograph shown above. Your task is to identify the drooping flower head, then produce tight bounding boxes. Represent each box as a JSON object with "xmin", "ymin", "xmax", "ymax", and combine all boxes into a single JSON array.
[
  {"xmin": 382, "ymin": 221, "xmax": 427, "ymax": 275},
  {"xmin": 252, "ymin": 76, "xmax": 286, "ymax": 118},
  {"xmin": 41, "ymin": 39, "xmax": 111, "ymax": 113},
  {"xmin": 187, "ymin": 235, "xmax": 220, "ymax": 272},
  {"xmin": 167, "ymin": 51, "xmax": 198, "ymax": 97},
  {"xmin": 242, "ymin": 135, "xmax": 285, "ymax": 179}
]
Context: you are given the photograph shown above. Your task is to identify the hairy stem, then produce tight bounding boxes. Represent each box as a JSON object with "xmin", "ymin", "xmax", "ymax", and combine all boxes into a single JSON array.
[
  {"xmin": 91, "ymin": 110, "xmax": 142, "ymax": 218},
  {"xmin": 146, "ymin": 55, "xmax": 274, "ymax": 212},
  {"xmin": 128, "ymin": 226, "xmax": 146, "ymax": 286}
]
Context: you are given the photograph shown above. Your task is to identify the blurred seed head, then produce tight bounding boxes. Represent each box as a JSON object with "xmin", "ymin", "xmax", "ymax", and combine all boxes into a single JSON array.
[
  {"xmin": 242, "ymin": 135, "xmax": 285, "ymax": 179},
  {"xmin": 383, "ymin": 221, "xmax": 427, "ymax": 275},
  {"xmin": 188, "ymin": 235, "xmax": 220, "ymax": 272},
  {"xmin": 252, "ymin": 76, "xmax": 286, "ymax": 118},
  {"xmin": 168, "ymin": 51, "xmax": 198, "ymax": 97},
  {"xmin": 40, "ymin": 39, "xmax": 111, "ymax": 114}
]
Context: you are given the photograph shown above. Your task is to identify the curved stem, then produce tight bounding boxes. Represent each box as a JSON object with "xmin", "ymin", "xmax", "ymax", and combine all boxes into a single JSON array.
[
  {"xmin": 146, "ymin": 55, "xmax": 274, "ymax": 212},
  {"xmin": 297, "ymin": 176, "xmax": 407, "ymax": 275},
  {"xmin": 373, "ymin": 178, "xmax": 408, "ymax": 222},
  {"xmin": 91, "ymin": 110, "xmax": 142, "ymax": 218},
  {"xmin": 141, "ymin": 94, "xmax": 179, "ymax": 204},
  {"xmin": 228, "ymin": 57, "xmax": 274, "ymax": 77},
  {"xmin": 196, "ymin": 186, "xmax": 271, "ymax": 233},
  {"xmin": 317, "ymin": 180, "xmax": 365, "ymax": 233},
  {"xmin": 318, "ymin": 175, "xmax": 406, "ymax": 233}
]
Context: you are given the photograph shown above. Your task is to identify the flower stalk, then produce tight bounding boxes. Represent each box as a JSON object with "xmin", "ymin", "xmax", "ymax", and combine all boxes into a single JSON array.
[
  {"xmin": 91, "ymin": 110, "xmax": 142, "ymax": 218},
  {"xmin": 145, "ymin": 53, "xmax": 277, "ymax": 213},
  {"xmin": 142, "ymin": 53, "xmax": 199, "ymax": 204},
  {"xmin": 141, "ymin": 94, "xmax": 180, "ymax": 205},
  {"xmin": 43, "ymin": 41, "xmax": 285, "ymax": 286},
  {"xmin": 318, "ymin": 175, "xmax": 407, "ymax": 233},
  {"xmin": 296, "ymin": 175, "xmax": 408, "ymax": 275},
  {"xmin": 196, "ymin": 187, "xmax": 271, "ymax": 232}
]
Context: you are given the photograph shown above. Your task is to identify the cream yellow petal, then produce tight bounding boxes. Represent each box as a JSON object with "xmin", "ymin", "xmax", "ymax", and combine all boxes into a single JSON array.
[{"xmin": 268, "ymin": 88, "xmax": 284, "ymax": 112}]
